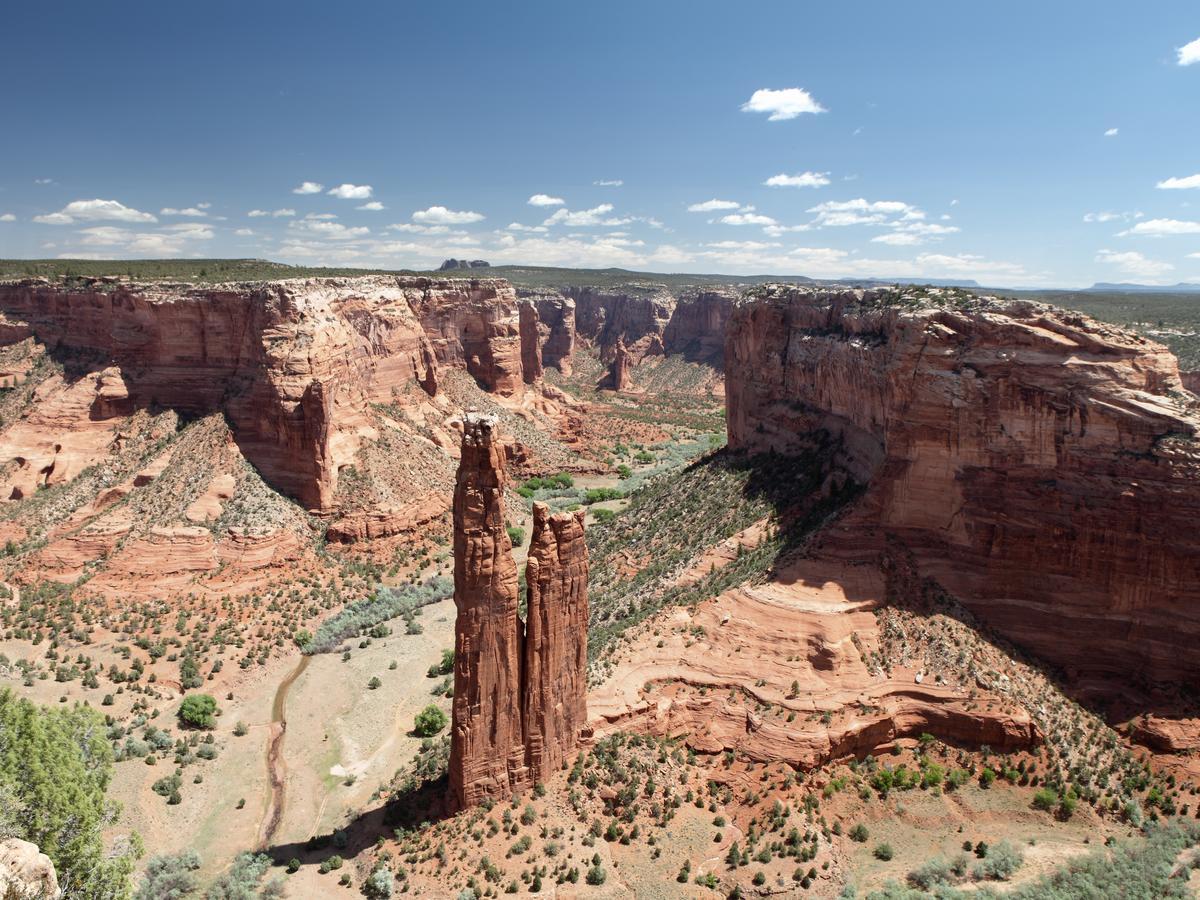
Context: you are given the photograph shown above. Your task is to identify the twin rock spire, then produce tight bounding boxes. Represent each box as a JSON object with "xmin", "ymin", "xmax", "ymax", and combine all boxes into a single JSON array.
[{"xmin": 449, "ymin": 412, "xmax": 590, "ymax": 809}]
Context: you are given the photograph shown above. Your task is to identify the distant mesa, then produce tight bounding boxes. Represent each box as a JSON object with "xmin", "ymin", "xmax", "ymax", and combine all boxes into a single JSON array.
[
  {"xmin": 1086, "ymin": 282, "xmax": 1200, "ymax": 293},
  {"xmin": 438, "ymin": 258, "xmax": 491, "ymax": 271}
]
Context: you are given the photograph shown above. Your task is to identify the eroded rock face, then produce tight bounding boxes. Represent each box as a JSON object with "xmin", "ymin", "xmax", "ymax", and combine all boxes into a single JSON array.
[
  {"xmin": 0, "ymin": 276, "xmax": 540, "ymax": 512},
  {"xmin": 450, "ymin": 413, "xmax": 527, "ymax": 808},
  {"xmin": 450, "ymin": 416, "xmax": 589, "ymax": 809},
  {"xmin": 726, "ymin": 286, "xmax": 1200, "ymax": 690},
  {"xmin": 0, "ymin": 838, "xmax": 59, "ymax": 899},
  {"xmin": 523, "ymin": 503, "xmax": 590, "ymax": 780},
  {"xmin": 603, "ymin": 337, "xmax": 634, "ymax": 392}
]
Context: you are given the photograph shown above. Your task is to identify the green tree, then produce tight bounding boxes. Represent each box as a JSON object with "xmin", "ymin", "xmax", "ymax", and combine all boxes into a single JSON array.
[
  {"xmin": 178, "ymin": 694, "xmax": 218, "ymax": 729},
  {"xmin": 0, "ymin": 690, "xmax": 142, "ymax": 897},
  {"xmin": 413, "ymin": 704, "xmax": 448, "ymax": 736}
]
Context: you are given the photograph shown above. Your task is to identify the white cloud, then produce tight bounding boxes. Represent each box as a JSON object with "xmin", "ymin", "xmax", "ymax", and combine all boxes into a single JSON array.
[
  {"xmin": 1084, "ymin": 210, "xmax": 1137, "ymax": 223},
  {"xmin": 305, "ymin": 212, "xmax": 337, "ymax": 220},
  {"xmin": 706, "ymin": 240, "xmax": 781, "ymax": 250},
  {"xmin": 593, "ymin": 179, "xmax": 623, "ymax": 187},
  {"xmin": 741, "ymin": 87, "xmax": 826, "ymax": 121},
  {"xmin": 247, "ymin": 208, "xmax": 295, "ymax": 218},
  {"xmin": 160, "ymin": 206, "xmax": 208, "ymax": 217},
  {"xmin": 1104, "ymin": 128, "xmax": 1119, "ymax": 137},
  {"xmin": 288, "ymin": 219, "xmax": 370, "ymax": 240},
  {"xmin": 388, "ymin": 222, "xmax": 453, "ymax": 234},
  {"xmin": 762, "ymin": 224, "xmax": 812, "ymax": 236},
  {"xmin": 327, "ymin": 183, "xmax": 373, "ymax": 200},
  {"xmin": 72, "ymin": 222, "xmax": 214, "ymax": 256},
  {"xmin": 527, "ymin": 194, "xmax": 565, "ymax": 207},
  {"xmin": 1178, "ymin": 36, "xmax": 1200, "ymax": 66},
  {"xmin": 871, "ymin": 232, "xmax": 922, "ymax": 246},
  {"xmin": 807, "ymin": 198, "xmax": 917, "ymax": 227},
  {"xmin": 34, "ymin": 178, "xmax": 54, "ymax": 185},
  {"xmin": 1096, "ymin": 249, "xmax": 1174, "ymax": 280},
  {"xmin": 0, "ymin": 214, "xmax": 14, "ymax": 223},
  {"xmin": 688, "ymin": 199, "xmax": 743, "ymax": 212},
  {"xmin": 543, "ymin": 204, "xmax": 631, "ymax": 227},
  {"xmin": 412, "ymin": 205, "xmax": 485, "ymax": 225},
  {"xmin": 235, "ymin": 228, "xmax": 254, "ymax": 236},
  {"xmin": 1122, "ymin": 218, "xmax": 1200, "ymax": 236},
  {"xmin": 506, "ymin": 222, "xmax": 549, "ymax": 233},
  {"xmin": 719, "ymin": 212, "xmax": 777, "ymax": 226},
  {"xmin": 357, "ymin": 201, "xmax": 386, "ymax": 211},
  {"xmin": 1157, "ymin": 174, "xmax": 1200, "ymax": 190},
  {"xmin": 763, "ymin": 172, "xmax": 831, "ymax": 188},
  {"xmin": 33, "ymin": 199, "xmax": 157, "ymax": 225},
  {"xmin": 293, "ymin": 181, "xmax": 324, "ymax": 194}
]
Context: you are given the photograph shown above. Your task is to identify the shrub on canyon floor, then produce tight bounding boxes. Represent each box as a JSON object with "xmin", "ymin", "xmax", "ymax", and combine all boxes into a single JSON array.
[
  {"xmin": 178, "ymin": 693, "xmax": 218, "ymax": 729},
  {"xmin": 413, "ymin": 704, "xmax": 448, "ymax": 737}
]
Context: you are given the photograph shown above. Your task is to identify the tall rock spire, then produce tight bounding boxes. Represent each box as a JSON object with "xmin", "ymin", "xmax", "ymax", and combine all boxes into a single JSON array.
[
  {"xmin": 449, "ymin": 416, "xmax": 590, "ymax": 809},
  {"xmin": 523, "ymin": 503, "xmax": 590, "ymax": 780},
  {"xmin": 449, "ymin": 412, "xmax": 528, "ymax": 809}
]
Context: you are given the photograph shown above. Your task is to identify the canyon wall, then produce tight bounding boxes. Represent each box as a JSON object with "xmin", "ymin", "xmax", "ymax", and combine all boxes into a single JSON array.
[
  {"xmin": 0, "ymin": 276, "xmax": 544, "ymax": 512},
  {"xmin": 726, "ymin": 286, "xmax": 1200, "ymax": 691},
  {"xmin": 450, "ymin": 414, "xmax": 589, "ymax": 809}
]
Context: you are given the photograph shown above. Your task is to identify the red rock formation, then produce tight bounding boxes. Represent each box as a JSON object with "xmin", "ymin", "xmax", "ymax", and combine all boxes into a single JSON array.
[
  {"xmin": 603, "ymin": 337, "xmax": 633, "ymax": 392},
  {"xmin": 526, "ymin": 292, "xmax": 576, "ymax": 375},
  {"xmin": 518, "ymin": 301, "xmax": 542, "ymax": 384},
  {"xmin": 450, "ymin": 413, "xmax": 528, "ymax": 808},
  {"xmin": 0, "ymin": 276, "xmax": 541, "ymax": 513},
  {"xmin": 523, "ymin": 503, "xmax": 590, "ymax": 780},
  {"xmin": 726, "ymin": 286, "xmax": 1200, "ymax": 691},
  {"xmin": 450, "ymin": 416, "xmax": 589, "ymax": 809}
]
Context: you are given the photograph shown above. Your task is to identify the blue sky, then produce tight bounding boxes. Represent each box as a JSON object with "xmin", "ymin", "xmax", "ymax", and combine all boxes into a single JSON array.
[{"xmin": 2, "ymin": 1, "xmax": 1198, "ymax": 287}]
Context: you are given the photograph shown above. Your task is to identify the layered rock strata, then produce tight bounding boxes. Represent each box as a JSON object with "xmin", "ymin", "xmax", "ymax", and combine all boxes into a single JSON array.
[
  {"xmin": 725, "ymin": 286, "xmax": 1200, "ymax": 690},
  {"xmin": 450, "ymin": 413, "xmax": 589, "ymax": 809},
  {"xmin": 0, "ymin": 276, "xmax": 544, "ymax": 512}
]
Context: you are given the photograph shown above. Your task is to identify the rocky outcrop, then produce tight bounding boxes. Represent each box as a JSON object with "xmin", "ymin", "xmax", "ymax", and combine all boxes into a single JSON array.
[
  {"xmin": 602, "ymin": 337, "xmax": 633, "ymax": 392},
  {"xmin": 520, "ymin": 291, "xmax": 575, "ymax": 375},
  {"xmin": 450, "ymin": 413, "xmax": 528, "ymax": 808},
  {"xmin": 523, "ymin": 503, "xmax": 590, "ymax": 780},
  {"xmin": 0, "ymin": 839, "xmax": 59, "ymax": 899},
  {"xmin": 1182, "ymin": 370, "xmax": 1200, "ymax": 394},
  {"xmin": 0, "ymin": 276, "xmax": 542, "ymax": 513},
  {"xmin": 450, "ymin": 414, "xmax": 589, "ymax": 809},
  {"xmin": 518, "ymin": 302, "xmax": 542, "ymax": 384},
  {"xmin": 726, "ymin": 286, "xmax": 1200, "ymax": 691},
  {"xmin": 438, "ymin": 259, "xmax": 491, "ymax": 271}
]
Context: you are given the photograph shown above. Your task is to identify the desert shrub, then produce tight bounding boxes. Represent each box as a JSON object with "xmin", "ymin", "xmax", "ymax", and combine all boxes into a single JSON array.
[
  {"xmin": 414, "ymin": 705, "xmax": 448, "ymax": 736},
  {"xmin": 973, "ymin": 840, "xmax": 1023, "ymax": 881},
  {"xmin": 363, "ymin": 866, "xmax": 394, "ymax": 898},
  {"xmin": 907, "ymin": 857, "xmax": 952, "ymax": 890},
  {"xmin": 849, "ymin": 823, "xmax": 870, "ymax": 843},
  {"xmin": 1033, "ymin": 787, "xmax": 1058, "ymax": 811},
  {"xmin": 136, "ymin": 850, "xmax": 202, "ymax": 900},
  {"xmin": 874, "ymin": 843, "xmax": 894, "ymax": 861},
  {"xmin": 205, "ymin": 851, "xmax": 283, "ymax": 898},
  {"xmin": 307, "ymin": 577, "xmax": 452, "ymax": 654},
  {"xmin": 178, "ymin": 694, "xmax": 218, "ymax": 729}
]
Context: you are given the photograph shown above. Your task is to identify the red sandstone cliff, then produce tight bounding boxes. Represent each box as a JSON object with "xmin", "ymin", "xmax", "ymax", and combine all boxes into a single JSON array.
[
  {"xmin": 725, "ymin": 286, "xmax": 1200, "ymax": 691},
  {"xmin": 0, "ymin": 276, "xmax": 544, "ymax": 513},
  {"xmin": 450, "ymin": 416, "xmax": 589, "ymax": 809},
  {"xmin": 602, "ymin": 337, "xmax": 634, "ymax": 392}
]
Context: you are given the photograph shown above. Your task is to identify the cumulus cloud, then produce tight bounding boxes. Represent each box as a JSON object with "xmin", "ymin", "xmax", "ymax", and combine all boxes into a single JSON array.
[
  {"xmin": 762, "ymin": 224, "xmax": 812, "ymax": 236},
  {"xmin": 293, "ymin": 181, "xmax": 324, "ymax": 194},
  {"xmin": 234, "ymin": 228, "xmax": 254, "ymax": 236},
  {"xmin": 72, "ymin": 221, "xmax": 213, "ymax": 255},
  {"xmin": 0, "ymin": 214, "xmax": 14, "ymax": 223},
  {"xmin": 160, "ymin": 206, "xmax": 208, "ymax": 217},
  {"xmin": 247, "ymin": 208, "xmax": 295, "ymax": 218},
  {"xmin": 543, "ymin": 204, "xmax": 631, "ymax": 227},
  {"xmin": 506, "ymin": 223, "xmax": 549, "ymax": 233},
  {"xmin": 1178, "ymin": 36, "xmax": 1200, "ymax": 66},
  {"xmin": 412, "ymin": 206, "xmax": 485, "ymax": 225},
  {"xmin": 33, "ymin": 199, "xmax": 157, "ymax": 225},
  {"xmin": 527, "ymin": 194, "xmax": 565, "ymax": 207},
  {"xmin": 687, "ymin": 199, "xmax": 743, "ymax": 212},
  {"xmin": 1096, "ymin": 249, "xmax": 1174, "ymax": 279},
  {"xmin": 388, "ymin": 222, "xmax": 453, "ymax": 234},
  {"xmin": 718, "ymin": 212, "xmax": 777, "ymax": 226},
  {"xmin": 807, "ymin": 198, "xmax": 916, "ymax": 227},
  {"xmin": 1084, "ymin": 210, "xmax": 1143, "ymax": 223},
  {"xmin": 593, "ymin": 179, "xmax": 623, "ymax": 187},
  {"xmin": 1157, "ymin": 174, "xmax": 1200, "ymax": 190},
  {"xmin": 741, "ymin": 87, "xmax": 826, "ymax": 121},
  {"xmin": 763, "ymin": 172, "xmax": 831, "ymax": 188},
  {"xmin": 1121, "ymin": 218, "xmax": 1200, "ymax": 236},
  {"xmin": 327, "ymin": 184, "xmax": 373, "ymax": 200},
  {"xmin": 357, "ymin": 201, "xmax": 386, "ymax": 211},
  {"xmin": 1104, "ymin": 128, "xmax": 1119, "ymax": 137},
  {"xmin": 288, "ymin": 219, "xmax": 370, "ymax": 240}
]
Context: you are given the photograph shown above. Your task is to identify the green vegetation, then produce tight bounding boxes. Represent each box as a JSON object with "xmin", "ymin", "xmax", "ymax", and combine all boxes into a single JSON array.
[
  {"xmin": 178, "ymin": 694, "xmax": 218, "ymax": 730},
  {"xmin": 305, "ymin": 576, "xmax": 452, "ymax": 654},
  {"xmin": 0, "ymin": 690, "xmax": 141, "ymax": 898},
  {"xmin": 413, "ymin": 705, "xmax": 448, "ymax": 737},
  {"xmin": 205, "ymin": 851, "xmax": 285, "ymax": 898},
  {"xmin": 135, "ymin": 850, "xmax": 201, "ymax": 899}
]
